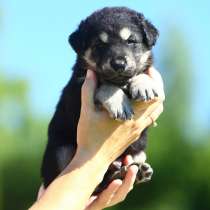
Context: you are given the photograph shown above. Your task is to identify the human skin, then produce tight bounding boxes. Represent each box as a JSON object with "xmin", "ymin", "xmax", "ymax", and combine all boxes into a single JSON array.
[
  {"xmin": 85, "ymin": 155, "xmax": 141, "ymax": 210},
  {"xmin": 30, "ymin": 68, "xmax": 164, "ymax": 210}
]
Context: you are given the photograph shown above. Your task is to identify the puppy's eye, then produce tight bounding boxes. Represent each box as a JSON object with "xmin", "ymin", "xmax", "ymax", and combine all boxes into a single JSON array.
[
  {"xmin": 127, "ymin": 37, "xmax": 138, "ymax": 45},
  {"xmin": 95, "ymin": 39, "xmax": 106, "ymax": 47}
]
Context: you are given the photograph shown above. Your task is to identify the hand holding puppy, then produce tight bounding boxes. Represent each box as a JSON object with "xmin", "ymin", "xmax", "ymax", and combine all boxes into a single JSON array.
[
  {"xmin": 33, "ymin": 67, "xmax": 163, "ymax": 210},
  {"xmin": 76, "ymin": 68, "xmax": 164, "ymax": 165}
]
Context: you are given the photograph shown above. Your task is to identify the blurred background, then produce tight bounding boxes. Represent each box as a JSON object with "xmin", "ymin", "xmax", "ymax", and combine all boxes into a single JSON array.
[{"xmin": 0, "ymin": 0, "xmax": 210, "ymax": 209}]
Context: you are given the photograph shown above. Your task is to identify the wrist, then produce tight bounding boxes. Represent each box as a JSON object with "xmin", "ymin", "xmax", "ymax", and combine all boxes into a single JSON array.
[
  {"xmin": 62, "ymin": 147, "xmax": 110, "ymax": 179},
  {"xmin": 77, "ymin": 147, "xmax": 111, "ymax": 167},
  {"xmin": 76, "ymin": 144, "xmax": 124, "ymax": 169}
]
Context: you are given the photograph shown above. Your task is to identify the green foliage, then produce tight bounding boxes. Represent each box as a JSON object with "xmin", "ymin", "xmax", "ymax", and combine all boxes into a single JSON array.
[
  {"xmin": 0, "ymin": 28, "xmax": 210, "ymax": 210},
  {"xmin": 0, "ymin": 72, "xmax": 48, "ymax": 209}
]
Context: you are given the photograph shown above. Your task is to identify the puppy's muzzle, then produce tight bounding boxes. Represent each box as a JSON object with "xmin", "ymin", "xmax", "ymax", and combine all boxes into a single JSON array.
[{"xmin": 110, "ymin": 56, "xmax": 127, "ymax": 72}]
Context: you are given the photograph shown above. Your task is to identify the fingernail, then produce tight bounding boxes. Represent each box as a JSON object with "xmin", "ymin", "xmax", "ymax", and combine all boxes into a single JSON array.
[{"xmin": 131, "ymin": 165, "xmax": 139, "ymax": 173}]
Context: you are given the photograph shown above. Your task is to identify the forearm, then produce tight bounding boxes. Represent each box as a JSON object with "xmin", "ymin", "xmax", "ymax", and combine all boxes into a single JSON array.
[{"xmin": 30, "ymin": 151, "xmax": 110, "ymax": 210}]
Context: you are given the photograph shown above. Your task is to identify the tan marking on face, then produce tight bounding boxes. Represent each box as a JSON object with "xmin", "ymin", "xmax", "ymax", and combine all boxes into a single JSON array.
[
  {"xmin": 99, "ymin": 32, "xmax": 108, "ymax": 43},
  {"xmin": 140, "ymin": 51, "xmax": 151, "ymax": 64},
  {"xmin": 84, "ymin": 48, "xmax": 96, "ymax": 68},
  {"xmin": 119, "ymin": 27, "xmax": 131, "ymax": 40}
]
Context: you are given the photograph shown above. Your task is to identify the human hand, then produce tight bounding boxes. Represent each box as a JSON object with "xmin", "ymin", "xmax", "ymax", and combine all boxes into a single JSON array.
[
  {"xmin": 36, "ymin": 155, "xmax": 141, "ymax": 210},
  {"xmin": 34, "ymin": 68, "xmax": 163, "ymax": 210},
  {"xmin": 85, "ymin": 155, "xmax": 138, "ymax": 210},
  {"xmin": 147, "ymin": 66, "xmax": 165, "ymax": 100},
  {"xmin": 37, "ymin": 158, "xmax": 137, "ymax": 210},
  {"xmin": 76, "ymin": 68, "xmax": 164, "ymax": 165}
]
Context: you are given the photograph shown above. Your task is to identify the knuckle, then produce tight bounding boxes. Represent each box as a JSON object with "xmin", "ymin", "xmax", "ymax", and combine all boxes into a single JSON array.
[{"xmin": 131, "ymin": 122, "xmax": 140, "ymax": 131}]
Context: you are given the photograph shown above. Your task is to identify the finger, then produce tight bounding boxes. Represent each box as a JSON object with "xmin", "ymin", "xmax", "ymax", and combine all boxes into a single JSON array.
[
  {"xmin": 148, "ymin": 67, "xmax": 164, "ymax": 87},
  {"xmin": 133, "ymin": 99, "xmax": 158, "ymax": 116},
  {"xmin": 110, "ymin": 165, "xmax": 138, "ymax": 205},
  {"xmin": 132, "ymin": 100, "xmax": 159, "ymax": 126},
  {"xmin": 123, "ymin": 155, "xmax": 133, "ymax": 166},
  {"xmin": 37, "ymin": 184, "xmax": 45, "ymax": 201},
  {"xmin": 86, "ymin": 179, "xmax": 122, "ymax": 210},
  {"xmin": 148, "ymin": 67, "xmax": 165, "ymax": 100},
  {"xmin": 143, "ymin": 103, "xmax": 163, "ymax": 127},
  {"xmin": 85, "ymin": 195, "xmax": 98, "ymax": 209},
  {"xmin": 123, "ymin": 153, "xmax": 146, "ymax": 167},
  {"xmin": 81, "ymin": 70, "xmax": 97, "ymax": 109}
]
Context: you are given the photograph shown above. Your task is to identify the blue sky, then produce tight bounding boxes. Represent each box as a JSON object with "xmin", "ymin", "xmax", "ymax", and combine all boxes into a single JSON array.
[{"xmin": 1, "ymin": 0, "xmax": 210, "ymax": 132}]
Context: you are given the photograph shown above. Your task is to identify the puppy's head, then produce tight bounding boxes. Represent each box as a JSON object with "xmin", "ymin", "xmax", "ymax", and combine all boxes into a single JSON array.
[{"xmin": 69, "ymin": 7, "xmax": 159, "ymax": 85}]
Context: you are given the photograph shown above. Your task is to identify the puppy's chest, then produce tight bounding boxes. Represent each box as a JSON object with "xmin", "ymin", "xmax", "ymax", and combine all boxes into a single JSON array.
[
  {"xmin": 98, "ymin": 78, "xmax": 131, "ymax": 96},
  {"xmin": 120, "ymin": 83, "xmax": 131, "ymax": 96}
]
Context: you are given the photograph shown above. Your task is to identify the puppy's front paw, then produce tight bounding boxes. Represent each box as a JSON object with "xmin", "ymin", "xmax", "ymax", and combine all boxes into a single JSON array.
[
  {"xmin": 104, "ymin": 92, "xmax": 134, "ymax": 121},
  {"xmin": 95, "ymin": 85, "xmax": 133, "ymax": 121},
  {"xmin": 129, "ymin": 74, "xmax": 159, "ymax": 101}
]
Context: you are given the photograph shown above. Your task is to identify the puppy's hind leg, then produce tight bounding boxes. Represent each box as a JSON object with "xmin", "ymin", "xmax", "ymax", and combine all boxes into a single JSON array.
[
  {"xmin": 131, "ymin": 151, "xmax": 153, "ymax": 184},
  {"xmin": 136, "ymin": 162, "xmax": 153, "ymax": 183},
  {"xmin": 119, "ymin": 151, "xmax": 153, "ymax": 184},
  {"xmin": 95, "ymin": 84, "xmax": 134, "ymax": 121}
]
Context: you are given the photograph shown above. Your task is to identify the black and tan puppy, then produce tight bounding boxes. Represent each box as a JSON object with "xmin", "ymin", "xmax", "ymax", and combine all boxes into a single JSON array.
[{"xmin": 41, "ymin": 7, "xmax": 162, "ymax": 194}]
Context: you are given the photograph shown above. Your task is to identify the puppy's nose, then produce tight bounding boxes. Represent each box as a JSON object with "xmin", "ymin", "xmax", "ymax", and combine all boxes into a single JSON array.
[{"xmin": 110, "ymin": 57, "xmax": 127, "ymax": 71}]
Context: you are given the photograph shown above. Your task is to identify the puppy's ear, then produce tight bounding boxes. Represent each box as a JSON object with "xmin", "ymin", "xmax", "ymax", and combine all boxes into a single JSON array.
[
  {"xmin": 141, "ymin": 19, "xmax": 159, "ymax": 48},
  {"xmin": 69, "ymin": 30, "xmax": 82, "ymax": 53},
  {"xmin": 68, "ymin": 21, "xmax": 86, "ymax": 54},
  {"xmin": 136, "ymin": 13, "xmax": 159, "ymax": 48}
]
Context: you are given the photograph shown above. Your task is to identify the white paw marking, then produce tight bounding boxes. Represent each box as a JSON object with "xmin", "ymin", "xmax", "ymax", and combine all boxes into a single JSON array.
[
  {"xmin": 84, "ymin": 48, "xmax": 96, "ymax": 68},
  {"xmin": 133, "ymin": 151, "xmax": 147, "ymax": 164},
  {"xmin": 140, "ymin": 51, "xmax": 151, "ymax": 64}
]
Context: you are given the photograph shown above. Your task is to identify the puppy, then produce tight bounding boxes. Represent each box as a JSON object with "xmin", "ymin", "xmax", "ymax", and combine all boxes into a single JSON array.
[{"xmin": 41, "ymin": 7, "xmax": 162, "ymax": 194}]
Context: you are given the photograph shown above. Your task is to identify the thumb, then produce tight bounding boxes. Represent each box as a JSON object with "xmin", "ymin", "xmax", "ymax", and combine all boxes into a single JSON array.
[{"xmin": 81, "ymin": 70, "xmax": 97, "ymax": 109}]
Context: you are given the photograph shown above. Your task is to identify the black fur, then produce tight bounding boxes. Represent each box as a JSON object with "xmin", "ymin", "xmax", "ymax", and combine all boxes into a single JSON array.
[{"xmin": 41, "ymin": 7, "xmax": 158, "ymax": 194}]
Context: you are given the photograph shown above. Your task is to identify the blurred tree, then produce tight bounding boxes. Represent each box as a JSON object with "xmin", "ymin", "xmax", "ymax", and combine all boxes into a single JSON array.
[
  {"xmin": 0, "ymin": 72, "xmax": 48, "ymax": 210},
  {"xmin": 0, "ymin": 6, "xmax": 48, "ymax": 209}
]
